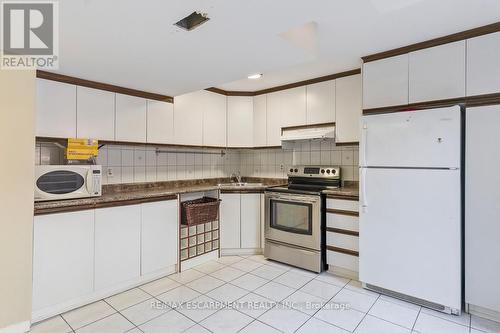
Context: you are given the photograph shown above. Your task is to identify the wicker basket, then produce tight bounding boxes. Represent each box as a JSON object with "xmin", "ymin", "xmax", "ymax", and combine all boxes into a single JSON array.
[{"xmin": 181, "ymin": 197, "xmax": 221, "ymax": 226}]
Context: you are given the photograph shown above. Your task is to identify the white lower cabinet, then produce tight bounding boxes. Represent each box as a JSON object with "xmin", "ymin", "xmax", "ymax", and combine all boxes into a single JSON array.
[
  {"xmin": 141, "ymin": 200, "xmax": 178, "ymax": 275},
  {"xmin": 95, "ymin": 205, "xmax": 142, "ymax": 290},
  {"xmin": 33, "ymin": 211, "xmax": 95, "ymax": 312},
  {"xmin": 240, "ymin": 193, "xmax": 261, "ymax": 249},
  {"xmin": 220, "ymin": 193, "xmax": 262, "ymax": 253},
  {"xmin": 32, "ymin": 199, "xmax": 179, "ymax": 322},
  {"xmin": 326, "ymin": 197, "xmax": 359, "ymax": 279},
  {"xmin": 220, "ymin": 193, "xmax": 241, "ymax": 249}
]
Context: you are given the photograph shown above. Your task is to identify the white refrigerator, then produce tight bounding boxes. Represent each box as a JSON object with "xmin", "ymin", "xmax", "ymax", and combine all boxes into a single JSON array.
[{"xmin": 359, "ymin": 105, "xmax": 462, "ymax": 315}]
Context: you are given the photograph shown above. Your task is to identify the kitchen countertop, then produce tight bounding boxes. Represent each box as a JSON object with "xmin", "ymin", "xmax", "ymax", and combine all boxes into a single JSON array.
[
  {"xmin": 34, "ymin": 178, "xmax": 284, "ymax": 215},
  {"xmin": 34, "ymin": 178, "xmax": 359, "ymax": 215},
  {"xmin": 322, "ymin": 182, "xmax": 359, "ymax": 199}
]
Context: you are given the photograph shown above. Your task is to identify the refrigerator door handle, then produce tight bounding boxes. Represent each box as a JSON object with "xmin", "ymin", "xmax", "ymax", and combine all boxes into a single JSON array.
[
  {"xmin": 361, "ymin": 167, "xmax": 368, "ymax": 212},
  {"xmin": 361, "ymin": 123, "xmax": 368, "ymax": 167}
]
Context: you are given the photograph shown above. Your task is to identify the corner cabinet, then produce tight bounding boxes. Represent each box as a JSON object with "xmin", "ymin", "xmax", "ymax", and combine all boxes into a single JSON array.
[
  {"xmin": 115, "ymin": 94, "xmax": 147, "ymax": 143},
  {"xmin": 227, "ymin": 96, "xmax": 254, "ymax": 148},
  {"xmin": 36, "ymin": 79, "xmax": 77, "ymax": 138},
  {"xmin": 253, "ymin": 94, "xmax": 267, "ymax": 147},
  {"xmin": 173, "ymin": 90, "xmax": 204, "ymax": 146},
  {"xmin": 335, "ymin": 74, "xmax": 362, "ymax": 143},
  {"xmin": 202, "ymin": 91, "xmax": 227, "ymax": 147}
]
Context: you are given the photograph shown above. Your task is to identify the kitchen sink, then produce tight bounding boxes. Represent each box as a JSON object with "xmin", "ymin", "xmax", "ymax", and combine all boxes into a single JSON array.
[{"xmin": 217, "ymin": 182, "xmax": 263, "ymax": 188}]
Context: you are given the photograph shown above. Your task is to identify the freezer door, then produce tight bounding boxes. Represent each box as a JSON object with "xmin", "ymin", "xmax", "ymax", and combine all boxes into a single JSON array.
[
  {"xmin": 359, "ymin": 167, "xmax": 461, "ymax": 311},
  {"xmin": 360, "ymin": 106, "xmax": 461, "ymax": 168}
]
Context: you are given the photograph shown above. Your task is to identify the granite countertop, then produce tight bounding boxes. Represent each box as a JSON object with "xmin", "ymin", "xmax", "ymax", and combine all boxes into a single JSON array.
[
  {"xmin": 34, "ymin": 178, "xmax": 359, "ymax": 215},
  {"xmin": 322, "ymin": 182, "xmax": 359, "ymax": 199},
  {"xmin": 34, "ymin": 178, "xmax": 284, "ymax": 215}
]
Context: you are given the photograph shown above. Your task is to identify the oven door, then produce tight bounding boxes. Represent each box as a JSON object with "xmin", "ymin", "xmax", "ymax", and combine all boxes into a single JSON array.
[{"xmin": 265, "ymin": 191, "xmax": 321, "ymax": 251}]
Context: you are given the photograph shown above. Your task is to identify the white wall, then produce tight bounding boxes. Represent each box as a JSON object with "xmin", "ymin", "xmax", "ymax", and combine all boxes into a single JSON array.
[{"xmin": 0, "ymin": 70, "xmax": 35, "ymax": 332}]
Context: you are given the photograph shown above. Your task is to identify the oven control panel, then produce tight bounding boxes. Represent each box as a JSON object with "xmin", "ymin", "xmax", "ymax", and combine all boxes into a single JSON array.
[{"xmin": 288, "ymin": 165, "xmax": 341, "ymax": 179}]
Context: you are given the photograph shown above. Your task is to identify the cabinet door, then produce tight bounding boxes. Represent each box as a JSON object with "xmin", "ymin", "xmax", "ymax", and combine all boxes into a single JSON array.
[
  {"xmin": 467, "ymin": 31, "xmax": 500, "ymax": 96},
  {"xmin": 280, "ymin": 86, "xmax": 307, "ymax": 127},
  {"xmin": 147, "ymin": 100, "xmax": 174, "ymax": 144},
  {"xmin": 173, "ymin": 90, "xmax": 203, "ymax": 146},
  {"xmin": 33, "ymin": 210, "xmax": 94, "ymax": 311},
  {"xmin": 240, "ymin": 194, "xmax": 261, "ymax": 249},
  {"xmin": 36, "ymin": 79, "xmax": 77, "ymax": 138},
  {"xmin": 253, "ymin": 95, "xmax": 267, "ymax": 147},
  {"xmin": 336, "ymin": 74, "xmax": 362, "ymax": 143},
  {"xmin": 266, "ymin": 92, "xmax": 282, "ymax": 146},
  {"xmin": 95, "ymin": 205, "xmax": 141, "ymax": 290},
  {"xmin": 409, "ymin": 41, "xmax": 466, "ymax": 103},
  {"xmin": 227, "ymin": 96, "xmax": 253, "ymax": 147},
  {"xmin": 363, "ymin": 54, "xmax": 409, "ymax": 109},
  {"xmin": 306, "ymin": 80, "xmax": 335, "ymax": 125},
  {"xmin": 203, "ymin": 91, "xmax": 227, "ymax": 147},
  {"xmin": 220, "ymin": 193, "xmax": 241, "ymax": 249},
  {"xmin": 465, "ymin": 105, "xmax": 500, "ymax": 313},
  {"xmin": 77, "ymin": 86, "xmax": 115, "ymax": 140},
  {"xmin": 141, "ymin": 200, "xmax": 178, "ymax": 275},
  {"xmin": 115, "ymin": 94, "xmax": 147, "ymax": 143}
]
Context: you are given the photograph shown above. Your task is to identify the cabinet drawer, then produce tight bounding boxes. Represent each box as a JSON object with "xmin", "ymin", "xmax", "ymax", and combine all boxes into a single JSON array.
[
  {"xmin": 327, "ymin": 250, "xmax": 359, "ymax": 272},
  {"xmin": 326, "ymin": 213, "xmax": 359, "ymax": 232},
  {"xmin": 327, "ymin": 232, "xmax": 359, "ymax": 252},
  {"xmin": 326, "ymin": 198, "xmax": 359, "ymax": 212}
]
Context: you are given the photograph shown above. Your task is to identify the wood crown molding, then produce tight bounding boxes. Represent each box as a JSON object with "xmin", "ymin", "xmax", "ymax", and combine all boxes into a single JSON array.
[
  {"xmin": 362, "ymin": 93, "xmax": 500, "ymax": 116},
  {"xmin": 362, "ymin": 21, "xmax": 500, "ymax": 63},
  {"xmin": 36, "ymin": 70, "xmax": 174, "ymax": 103},
  {"xmin": 206, "ymin": 68, "xmax": 361, "ymax": 97}
]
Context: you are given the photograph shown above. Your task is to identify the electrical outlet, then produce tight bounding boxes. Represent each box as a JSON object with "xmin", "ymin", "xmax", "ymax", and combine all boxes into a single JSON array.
[
  {"xmin": 280, "ymin": 164, "xmax": 284, "ymax": 170},
  {"xmin": 107, "ymin": 167, "xmax": 114, "ymax": 178}
]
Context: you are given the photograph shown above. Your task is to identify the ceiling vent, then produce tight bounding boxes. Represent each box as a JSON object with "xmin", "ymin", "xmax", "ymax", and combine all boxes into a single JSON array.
[{"xmin": 174, "ymin": 11, "xmax": 210, "ymax": 31}]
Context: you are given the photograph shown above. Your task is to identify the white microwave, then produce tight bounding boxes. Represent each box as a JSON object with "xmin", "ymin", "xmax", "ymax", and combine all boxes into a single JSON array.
[{"xmin": 35, "ymin": 165, "xmax": 102, "ymax": 201}]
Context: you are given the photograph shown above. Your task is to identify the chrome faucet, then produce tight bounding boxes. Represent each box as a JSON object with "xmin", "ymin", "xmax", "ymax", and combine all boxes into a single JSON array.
[{"xmin": 230, "ymin": 171, "xmax": 242, "ymax": 183}]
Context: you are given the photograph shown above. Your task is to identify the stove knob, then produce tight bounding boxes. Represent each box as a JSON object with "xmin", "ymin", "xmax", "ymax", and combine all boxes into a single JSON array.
[
  {"xmin": 321, "ymin": 169, "xmax": 325, "ymax": 174},
  {"xmin": 294, "ymin": 168, "xmax": 298, "ymax": 173},
  {"xmin": 326, "ymin": 169, "xmax": 331, "ymax": 174},
  {"xmin": 289, "ymin": 168, "xmax": 294, "ymax": 173},
  {"xmin": 332, "ymin": 169, "xmax": 336, "ymax": 175}
]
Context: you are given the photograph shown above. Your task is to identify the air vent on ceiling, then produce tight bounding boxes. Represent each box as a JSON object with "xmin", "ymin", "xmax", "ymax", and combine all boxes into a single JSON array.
[{"xmin": 174, "ymin": 11, "xmax": 210, "ymax": 31}]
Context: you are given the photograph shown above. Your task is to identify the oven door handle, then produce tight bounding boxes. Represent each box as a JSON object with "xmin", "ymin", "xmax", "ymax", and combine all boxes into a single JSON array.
[{"xmin": 265, "ymin": 194, "xmax": 319, "ymax": 204}]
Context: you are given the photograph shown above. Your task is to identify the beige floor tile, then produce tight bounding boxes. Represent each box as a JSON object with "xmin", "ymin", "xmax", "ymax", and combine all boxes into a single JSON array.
[
  {"xmin": 30, "ymin": 316, "xmax": 72, "ymax": 333},
  {"xmin": 62, "ymin": 301, "xmax": 115, "ymax": 330},
  {"xmin": 139, "ymin": 276, "xmax": 181, "ymax": 296},
  {"xmin": 75, "ymin": 313, "xmax": 133, "ymax": 333},
  {"xmin": 106, "ymin": 288, "xmax": 151, "ymax": 310}
]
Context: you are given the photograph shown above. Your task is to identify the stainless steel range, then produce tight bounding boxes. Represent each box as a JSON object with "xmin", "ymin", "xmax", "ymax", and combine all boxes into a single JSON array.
[{"xmin": 264, "ymin": 165, "xmax": 341, "ymax": 273}]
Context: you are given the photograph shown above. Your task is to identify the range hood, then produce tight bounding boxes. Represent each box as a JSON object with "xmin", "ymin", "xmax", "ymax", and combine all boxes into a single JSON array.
[{"xmin": 280, "ymin": 123, "xmax": 335, "ymax": 142}]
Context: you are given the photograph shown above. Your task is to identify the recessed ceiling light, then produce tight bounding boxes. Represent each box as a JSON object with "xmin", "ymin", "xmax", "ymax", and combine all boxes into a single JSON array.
[
  {"xmin": 248, "ymin": 73, "xmax": 263, "ymax": 79},
  {"xmin": 174, "ymin": 11, "xmax": 210, "ymax": 31}
]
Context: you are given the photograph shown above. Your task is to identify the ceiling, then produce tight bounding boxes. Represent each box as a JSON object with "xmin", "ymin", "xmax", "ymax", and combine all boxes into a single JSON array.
[{"xmin": 55, "ymin": 0, "xmax": 500, "ymax": 96}]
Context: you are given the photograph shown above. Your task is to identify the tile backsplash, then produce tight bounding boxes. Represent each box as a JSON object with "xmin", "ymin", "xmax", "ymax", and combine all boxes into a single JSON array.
[{"xmin": 35, "ymin": 140, "xmax": 359, "ymax": 184}]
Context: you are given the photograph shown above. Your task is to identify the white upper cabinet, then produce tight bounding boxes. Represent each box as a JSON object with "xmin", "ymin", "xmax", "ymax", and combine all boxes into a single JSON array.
[
  {"xmin": 174, "ymin": 90, "xmax": 203, "ymax": 146},
  {"xmin": 147, "ymin": 100, "xmax": 174, "ymax": 144},
  {"xmin": 336, "ymin": 74, "xmax": 362, "ymax": 143},
  {"xmin": 280, "ymin": 86, "xmax": 307, "ymax": 127},
  {"xmin": 202, "ymin": 91, "xmax": 227, "ymax": 147},
  {"xmin": 363, "ymin": 54, "xmax": 409, "ymax": 109},
  {"xmin": 306, "ymin": 80, "xmax": 335, "ymax": 124},
  {"xmin": 115, "ymin": 94, "xmax": 147, "ymax": 143},
  {"xmin": 253, "ymin": 94, "xmax": 267, "ymax": 147},
  {"xmin": 266, "ymin": 91, "xmax": 282, "ymax": 146},
  {"xmin": 76, "ymin": 86, "xmax": 115, "ymax": 140},
  {"xmin": 227, "ymin": 96, "xmax": 253, "ymax": 148},
  {"xmin": 467, "ymin": 32, "xmax": 500, "ymax": 96},
  {"xmin": 409, "ymin": 41, "xmax": 466, "ymax": 103},
  {"xmin": 36, "ymin": 79, "xmax": 77, "ymax": 138}
]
